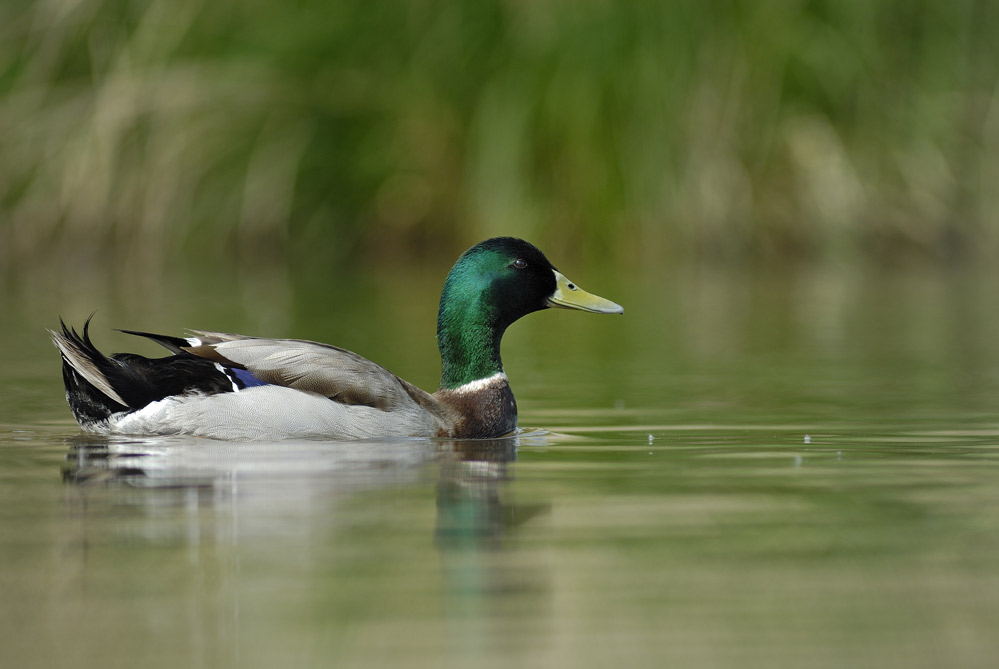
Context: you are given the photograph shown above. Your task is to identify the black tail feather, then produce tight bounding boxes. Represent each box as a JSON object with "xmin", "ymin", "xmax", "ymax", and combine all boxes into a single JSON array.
[
  {"xmin": 53, "ymin": 317, "xmax": 240, "ymax": 428},
  {"xmin": 54, "ymin": 317, "xmax": 132, "ymax": 425},
  {"xmin": 117, "ymin": 329, "xmax": 192, "ymax": 354}
]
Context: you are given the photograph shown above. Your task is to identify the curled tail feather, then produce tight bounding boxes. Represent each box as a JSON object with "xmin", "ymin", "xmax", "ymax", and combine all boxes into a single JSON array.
[{"xmin": 50, "ymin": 317, "xmax": 131, "ymax": 426}]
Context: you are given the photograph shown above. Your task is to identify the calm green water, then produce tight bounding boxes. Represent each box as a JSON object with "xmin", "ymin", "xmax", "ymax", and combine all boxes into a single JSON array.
[{"xmin": 1, "ymin": 263, "xmax": 998, "ymax": 668}]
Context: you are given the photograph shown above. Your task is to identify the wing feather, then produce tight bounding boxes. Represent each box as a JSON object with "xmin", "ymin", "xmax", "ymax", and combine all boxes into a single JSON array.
[{"xmin": 180, "ymin": 335, "xmax": 439, "ymax": 414}]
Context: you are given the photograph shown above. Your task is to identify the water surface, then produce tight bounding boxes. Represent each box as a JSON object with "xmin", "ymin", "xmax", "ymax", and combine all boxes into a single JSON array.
[{"xmin": 1, "ymin": 263, "xmax": 997, "ymax": 668}]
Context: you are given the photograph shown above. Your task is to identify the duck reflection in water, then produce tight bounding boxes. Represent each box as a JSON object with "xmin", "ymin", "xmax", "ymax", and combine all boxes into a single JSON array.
[
  {"xmin": 433, "ymin": 435, "xmax": 553, "ymax": 630},
  {"xmin": 61, "ymin": 431, "xmax": 553, "ymax": 653},
  {"xmin": 61, "ymin": 431, "xmax": 551, "ymax": 551},
  {"xmin": 434, "ymin": 436, "xmax": 550, "ymax": 551}
]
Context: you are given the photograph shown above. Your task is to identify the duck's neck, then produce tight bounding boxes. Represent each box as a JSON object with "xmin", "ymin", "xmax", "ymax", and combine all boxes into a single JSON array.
[{"xmin": 437, "ymin": 285, "xmax": 507, "ymax": 390}]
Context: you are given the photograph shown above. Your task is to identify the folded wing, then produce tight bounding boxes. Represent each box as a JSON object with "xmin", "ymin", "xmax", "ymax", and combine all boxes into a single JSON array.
[{"xmin": 178, "ymin": 332, "xmax": 440, "ymax": 415}]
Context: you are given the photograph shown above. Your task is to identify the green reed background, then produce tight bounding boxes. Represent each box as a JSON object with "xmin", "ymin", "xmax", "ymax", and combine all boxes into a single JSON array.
[{"xmin": 2, "ymin": 0, "xmax": 998, "ymax": 277}]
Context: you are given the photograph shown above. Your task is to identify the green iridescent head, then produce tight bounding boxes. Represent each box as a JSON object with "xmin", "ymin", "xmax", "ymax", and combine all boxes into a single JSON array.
[{"xmin": 436, "ymin": 237, "xmax": 622, "ymax": 389}]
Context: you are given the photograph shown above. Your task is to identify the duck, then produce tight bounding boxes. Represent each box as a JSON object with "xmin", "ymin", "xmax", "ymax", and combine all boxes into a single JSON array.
[{"xmin": 51, "ymin": 237, "xmax": 623, "ymax": 440}]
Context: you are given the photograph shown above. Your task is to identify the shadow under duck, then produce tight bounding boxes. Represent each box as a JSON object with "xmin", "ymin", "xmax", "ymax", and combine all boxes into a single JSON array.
[{"xmin": 51, "ymin": 237, "xmax": 622, "ymax": 440}]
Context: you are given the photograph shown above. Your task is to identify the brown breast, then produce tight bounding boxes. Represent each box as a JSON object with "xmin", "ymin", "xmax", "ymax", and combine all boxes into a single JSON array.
[{"xmin": 433, "ymin": 377, "xmax": 518, "ymax": 439}]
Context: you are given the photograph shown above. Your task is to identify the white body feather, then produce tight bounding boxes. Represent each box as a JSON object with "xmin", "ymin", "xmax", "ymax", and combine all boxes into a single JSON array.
[{"xmin": 96, "ymin": 385, "xmax": 440, "ymax": 441}]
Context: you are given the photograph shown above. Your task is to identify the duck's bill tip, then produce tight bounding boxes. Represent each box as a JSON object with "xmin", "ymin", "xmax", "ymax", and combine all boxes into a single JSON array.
[{"xmin": 547, "ymin": 271, "xmax": 624, "ymax": 314}]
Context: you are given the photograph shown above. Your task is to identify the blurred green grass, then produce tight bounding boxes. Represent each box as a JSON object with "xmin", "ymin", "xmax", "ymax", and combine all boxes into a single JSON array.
[{"xmin": 2, "ymin": 0, "xmax": 998, "ymax": 278}]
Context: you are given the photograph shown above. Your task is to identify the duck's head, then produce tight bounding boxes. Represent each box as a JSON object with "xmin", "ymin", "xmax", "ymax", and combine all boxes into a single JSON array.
[
  {"xmin": 437, "ymin": 237, "xmax": 622, "ymax": 389},
  {"xmin": 440, "ymin": 237, "xmax": 622, "ymax": 326}
]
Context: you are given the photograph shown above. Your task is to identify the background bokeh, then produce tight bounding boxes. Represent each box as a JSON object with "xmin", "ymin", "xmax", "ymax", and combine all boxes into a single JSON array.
[
  {"xmin": 2, "ymin": 0, "xmax": 999, "ymax": 281},
  {"xmin": 3, "ymin": 7, "xmax": 999, "ymax": 668}
]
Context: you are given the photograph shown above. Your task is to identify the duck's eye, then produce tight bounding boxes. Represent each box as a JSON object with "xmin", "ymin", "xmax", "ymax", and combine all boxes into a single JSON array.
[{"xmin": 512, "ymin": 259, "xmax": 527, "ymax": 269}]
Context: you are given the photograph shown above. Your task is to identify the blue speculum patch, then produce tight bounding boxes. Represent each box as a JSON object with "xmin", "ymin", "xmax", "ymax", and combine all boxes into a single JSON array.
[{"xmin": 232, "ymin": 367, "xmax": 268, "ymax": 388}]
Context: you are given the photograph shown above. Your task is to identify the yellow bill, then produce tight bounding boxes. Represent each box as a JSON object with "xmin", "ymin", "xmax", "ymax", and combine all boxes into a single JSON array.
[{"xmin": 546, "ymin": 270, "xmax": 624, "ymax": 314}]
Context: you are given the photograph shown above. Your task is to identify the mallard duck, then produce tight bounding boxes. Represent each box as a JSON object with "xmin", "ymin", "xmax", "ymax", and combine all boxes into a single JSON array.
[{"xmin": 51, "ymin": 237, "xmax": 622, "ymax": 440}]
